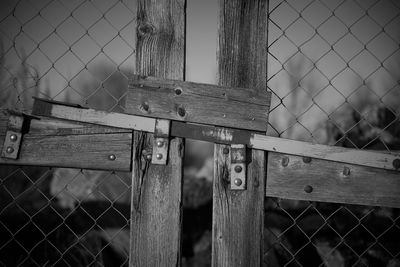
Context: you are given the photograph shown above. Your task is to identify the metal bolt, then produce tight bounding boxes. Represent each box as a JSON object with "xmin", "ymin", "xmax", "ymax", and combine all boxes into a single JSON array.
[
  {"xmin": 174, "ymin": 87, "xmax": 182, "ymax": 95},
  {"xmin": 146, "ymin": 154, "xmax": 152, "ymax": 160},
  {"xmin": 10, "ymin": 134, "xmax": 18, "ymax": 142},
  {"xmin": 177, "ymin": 106, "xmax": 186, "ymax": 117},
  {"xmin": 223, "ymin": 147, "xmax": 230, "ymax": 154},
  {"xmin": 156, "ymin": 153, "xmax": 163, "ymax": 160},
  {"xmin": 281, "ymin": 156, "xmax": 289, "ymax": 167},
  {"xmin": 156, "ymin": 140, "xmax": 164, "ymax": 147},
  {"xmin": 303, "ymin": 157, "xmax": 311, "ymax": 163},
  {"xmin": 304, "ymin": 185, "xmax": 313, "ymax": 193},
  {"xmin": 234, "ymin": 165, "xmax": 242, "ymax": 173},
  {"xmin": 234, "ymin": 178, "xmax": 242, "ymax": 186},
  {"xmin": 343, "ymin": 167, "xmax": 350, "ymax": 176},
  {"xmin": 108, "ymin": 154, "xmax": 116, "ymax": 161},
  {"xmin": 5, "ymin": 147, "xmax": 14, "ymax": 154},
  {"xmin": 393, "ymin": 158, "xmax": 400, "ymax": 170}
]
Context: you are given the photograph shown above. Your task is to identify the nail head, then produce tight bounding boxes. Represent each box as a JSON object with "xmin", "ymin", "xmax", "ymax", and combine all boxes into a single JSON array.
[
  {"xmin": 234, "ymin": 178, "xmax": 242, "ymax": 186},
  {"xmin": 343, "ymin": 167, "xmax": 351, "ymax": 176},
  {"xmin": 234, "ymin": 165, "xmax": 242, "ymax": 173},
  {"xmin": 304, "ymin": 185, "xmax": 313, "ymax": 193},
  {"xmin": 156, "ymin": 153, "xmax": 163, "ymax": 160},
  {"xmin": 108, "ymin": 154, "xmax": 116, "ymax": 161},
  {"xmin": 223, "ymin": 147, "xmax": 230, "ymax": 154},
  {"xmin": 303, "ymin": 157, "xmax": 311, "ymax": 163},
  {"xmin": 6, "ymin": 147, "xmax": 14, "ymax": 154},
  {"xmin": 10, "ymin": 134, "xmax": 18, "ymax": 142},
  {"xmin": 282, "ymin": 156, "xmax": 289, "ymax": 167},
  {"xmin": 156, "ymin": 140, "xmax": 163, "ymax": 147}
]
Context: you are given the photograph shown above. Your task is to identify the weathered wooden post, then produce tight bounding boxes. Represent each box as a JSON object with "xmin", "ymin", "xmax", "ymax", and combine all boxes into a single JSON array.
[
  {"xmin": 213, "ymin": 0, "xmax": 268, "ymax": 266},
  {"xmin": 128, "ymin": 0, "xmax": 185, "ymax": 266}
]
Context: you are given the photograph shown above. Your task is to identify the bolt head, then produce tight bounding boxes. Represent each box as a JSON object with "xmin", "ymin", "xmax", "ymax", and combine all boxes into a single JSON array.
[
  {"xmin": 343, "ymin": 167, "xmax": 351, "ymax": 176},
  {"xmin": 234, "ymin": 178, "xmax": 242, "ymax": 186},
  {"xmin": 146, "ymin": 154, "xmax": 152, "ymax": 160},
  {"xmin": 156, "ymin": 140, "xmax": 164, "ymax": 147},
  {"xmin": 156, "ymin": 153, "xmax": 163, "ymax": 160},
  {"xmin": 222, "ymin": 147, "xmax": 230, "ymax": 154},
  {"xmin": 5, "ymin": 147, "xmax": 14, "ymax": 154},
  {"xmin": 108, "ymin": 154, "xmax": 116, "ymax": 161},
  {"xmin": 10, "ymin": 134, "xmax": 18, "ymax": 142},
  {"xmin": 304, "ymin": 185, "xmax": 313, "ymax": 193},
  {"xmin": 234, "ymin": 165, "xmax": 242, "ymax": 173}
]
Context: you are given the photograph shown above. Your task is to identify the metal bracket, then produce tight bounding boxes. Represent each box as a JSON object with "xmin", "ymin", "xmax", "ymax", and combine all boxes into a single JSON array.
[
  {"xmin": 151, "ymin": 119, "xmax": 171, "ymax": 165},
  {"xmin": 230, "ymin": 144, "xmax": 247, "ymax": 190},
  {"xmin": 1, "ymin": 113, "xmax": 25, "ymax": 159}
]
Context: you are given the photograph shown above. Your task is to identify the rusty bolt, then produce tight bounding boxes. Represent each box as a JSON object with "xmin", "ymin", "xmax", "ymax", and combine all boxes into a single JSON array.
[
  {"xmin": 304, "ymin": 185, "xmax": 313, "ymax": 193},
  {"xmin": 223, "ymin": 147, "xmax": 230, "ymax": 154},
  {"xmin": 343, "ymin": 167, "xmax": 351, "ymax": 176},
  {"xmin": 281, "ymin": 156, "xmax": 289, "ymax": 167},
  {"xmin": 5, "ymin": 147, "xmax": 14, "ymax": 154},
  {"xmin": 156, "ymin": 140, "xmax": 164, "ymax": 147},
  {"xmin": 234, "ymin": 178, "xmax": 242, "ymax": 186},
  {"xmin": 108, "ymin": 154, "xmax": 116, "ymax": 161},
  {"xmin": 393, "ymin": 159, "xmax": 400, "ymax": 170},
  {"xmin": 234, "ymin": 165, "xmax": 242, "ymax": 173},
  {"xmin": 303, "ymin": 157, "xmax": 311, "ymax": 163},
  {"xmin": 156, "ymin": 153, "xmax": 163, "ymax": 160},
  {"xmin": 10, "ymin": 134, "xmax": 18, "ymax": 142}
]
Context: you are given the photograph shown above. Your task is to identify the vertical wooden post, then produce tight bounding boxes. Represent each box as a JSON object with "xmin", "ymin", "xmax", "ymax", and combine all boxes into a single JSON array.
[
  {"xmin": 129, "ymin": 0, "xmax": 185, "ymax": 266},
  {"xmin": 212, "ymin": 0, "xmax": 267, "ymax": 266}
]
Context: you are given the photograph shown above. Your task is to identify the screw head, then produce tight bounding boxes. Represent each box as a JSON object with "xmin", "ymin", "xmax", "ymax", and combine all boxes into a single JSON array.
[
  {"xmin": 281, "ymin": 156, "xmax": 289, "ymax": 167},
  {"xmin": 156, "ymin": 140, "xmax": 164, "ymax": 147},
  {"xmin": 174, "ymin": 87, "xmax": 182, "ymax": 95},
  {"xmin": 156, "ymin": 153, "xmax": 163, "ymax": 160},
  {"xmin": 304, "ymin": 185, "xmax": 313, "ymax": 193},
  {"xmin": 108, "ymin": 154, "xmax": 116, "ymax": 161},
  {"xmin": 234, "ymin": 178, "xmax": 242, "ymax": 186},
  {"xmin": 303, "ymin": 157, "xmax": 311, "ymax": 163},
  {"xmin": 223, "ymin": 147, "xmax": 230, "ymax": 154},
  {"xmin": 5, "ymin": 147, "xmax": 14, "ymax": 154},
  {"xmin": 393, "ymin": 159, "xmax": 400, "ymax": 170},
  {"xmin": 343, "ymin": 167, "xmax": 351, "ymax": 176},
  {"xmin": 10, "ymin": 134, "xmax": 18, "ymax": 142},
  {"xmin": 234, "ymin": 165, "xmax": 242, "ymax": 173}
]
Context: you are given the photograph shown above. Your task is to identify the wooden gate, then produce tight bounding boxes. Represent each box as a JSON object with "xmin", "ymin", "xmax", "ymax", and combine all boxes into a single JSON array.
[{"xmin": 0, "ymin": 0, "xmax": 399, "ymax": 266}]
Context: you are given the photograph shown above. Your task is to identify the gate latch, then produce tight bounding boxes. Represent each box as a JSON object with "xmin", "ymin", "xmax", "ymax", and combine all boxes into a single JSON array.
[
  {"xmin": 230, "ymin": 144, "xmax": 246, "ymax": 190},
  {"xmin": 1, "ymin": 112, "xmax": 26, "ymax": 159},
  {"xmin": 152, "ymin": 119, "xmax": 171, "ymax": 165}
]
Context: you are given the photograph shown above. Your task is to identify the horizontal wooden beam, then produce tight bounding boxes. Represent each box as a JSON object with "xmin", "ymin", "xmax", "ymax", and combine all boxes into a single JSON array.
[
  {"xmin": 266, "ymin": 152, "xmax": 400, "ymax": 208},
  {"xmin": 0, "ymin": 110, "xmax": 131, "ymax": 171},
  {"xmin": 31, "ymin": 98, "xmax": 400, "ymax": 171},
  {"xmin": 127, "ymin": 75, "xmax": 271, "ymax": 132}
]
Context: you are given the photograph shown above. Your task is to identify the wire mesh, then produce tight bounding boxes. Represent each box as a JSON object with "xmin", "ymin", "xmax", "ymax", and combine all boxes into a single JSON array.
[
  {"xmin": 265, "ymin": 0, "xmax": 400, "ymax": 266},
  {"xmin": 0, "ymin": 0, "xmax": 135, "ymax": 265},
  {"xmin": 0, "ymin": 0, "xmax": 399, "ymax": 266}
]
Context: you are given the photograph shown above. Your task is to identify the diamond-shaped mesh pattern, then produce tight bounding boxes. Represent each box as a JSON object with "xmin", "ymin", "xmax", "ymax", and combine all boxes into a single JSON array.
[
  {"xmin": 0, "ymin": 0, "xmax": 134, "ymax": 265},
  {"xmin": 1, "ymin": 0, "xmax": 400, "ymax": 266},
  {"xmin": 266, "ymin": 0, "xmax": 400, "ymax": 266}
]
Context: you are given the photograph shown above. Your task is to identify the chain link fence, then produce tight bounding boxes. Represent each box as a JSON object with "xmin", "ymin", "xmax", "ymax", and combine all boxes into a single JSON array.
[
  {"xmin": 0, "ymin": 0, "xmax": 399, "ymax": 266},
  {"xmin": 265, "ymin": 0, "xmax": 400, "ymax": 266}
]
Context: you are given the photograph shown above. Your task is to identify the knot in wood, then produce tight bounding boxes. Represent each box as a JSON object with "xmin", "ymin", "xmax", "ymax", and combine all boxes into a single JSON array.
[{"xmin": 137, "ymin": 23, "xmax": 155, "ymax": 36}]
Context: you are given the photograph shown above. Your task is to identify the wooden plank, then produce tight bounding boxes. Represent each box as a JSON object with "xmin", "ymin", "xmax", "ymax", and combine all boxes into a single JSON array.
[
  {"xmin": 251, "ymin": 134, "xmax": 400, "ymax": 171},
  {"xmin": 213, "ymin": 0, "xmax": 268, "ymax": 266},
  {"xmin": 0, "ymin": 133, "xmax": 132, "ymax": 171},
  {"xmin": 32, "ymin": 98, "xmax": 156, "ymax": 132},
  {"xmin": 128, "ymin": 0, "xmax": 185, "ymax": 266},
  {"xmin": 0, "ymin": 110, "xmax": 131, "ymax": 171},
  {"xmin": 266, "ymin": 152, "xmax": 400, "ymax": 208},
  {"xmin": 127, "ymin": 75, "xmax": 271, "ymax": 132}
]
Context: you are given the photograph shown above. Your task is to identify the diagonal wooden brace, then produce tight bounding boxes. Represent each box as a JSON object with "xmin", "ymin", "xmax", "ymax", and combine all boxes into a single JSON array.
[{"xmin": 151, "ymin": 119, "xmax": 171, "ymax": 165}]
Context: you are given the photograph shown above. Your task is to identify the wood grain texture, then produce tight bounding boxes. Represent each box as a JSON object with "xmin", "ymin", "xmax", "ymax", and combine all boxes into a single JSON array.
[
  {"xmin": 127, "ymin": 75, "xmax": 270, "ymax": 131},
  {"xmin": 251, "ymin": 134, "xmax": 400, "ymax": 171},
  {"xmin": 213, "ymin": 0, "xmax": 268, "ymax": 266},
  {"xmin": 0, "ymin": 110, "xmax": 131, "ymax": 170},
  {"xmin": 266, "ymin": 152, "xmax": 400, "ymax": 208},
  {"xmin": 128, "ymin": 0, "xmax": 185, "ymax": 266}
]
